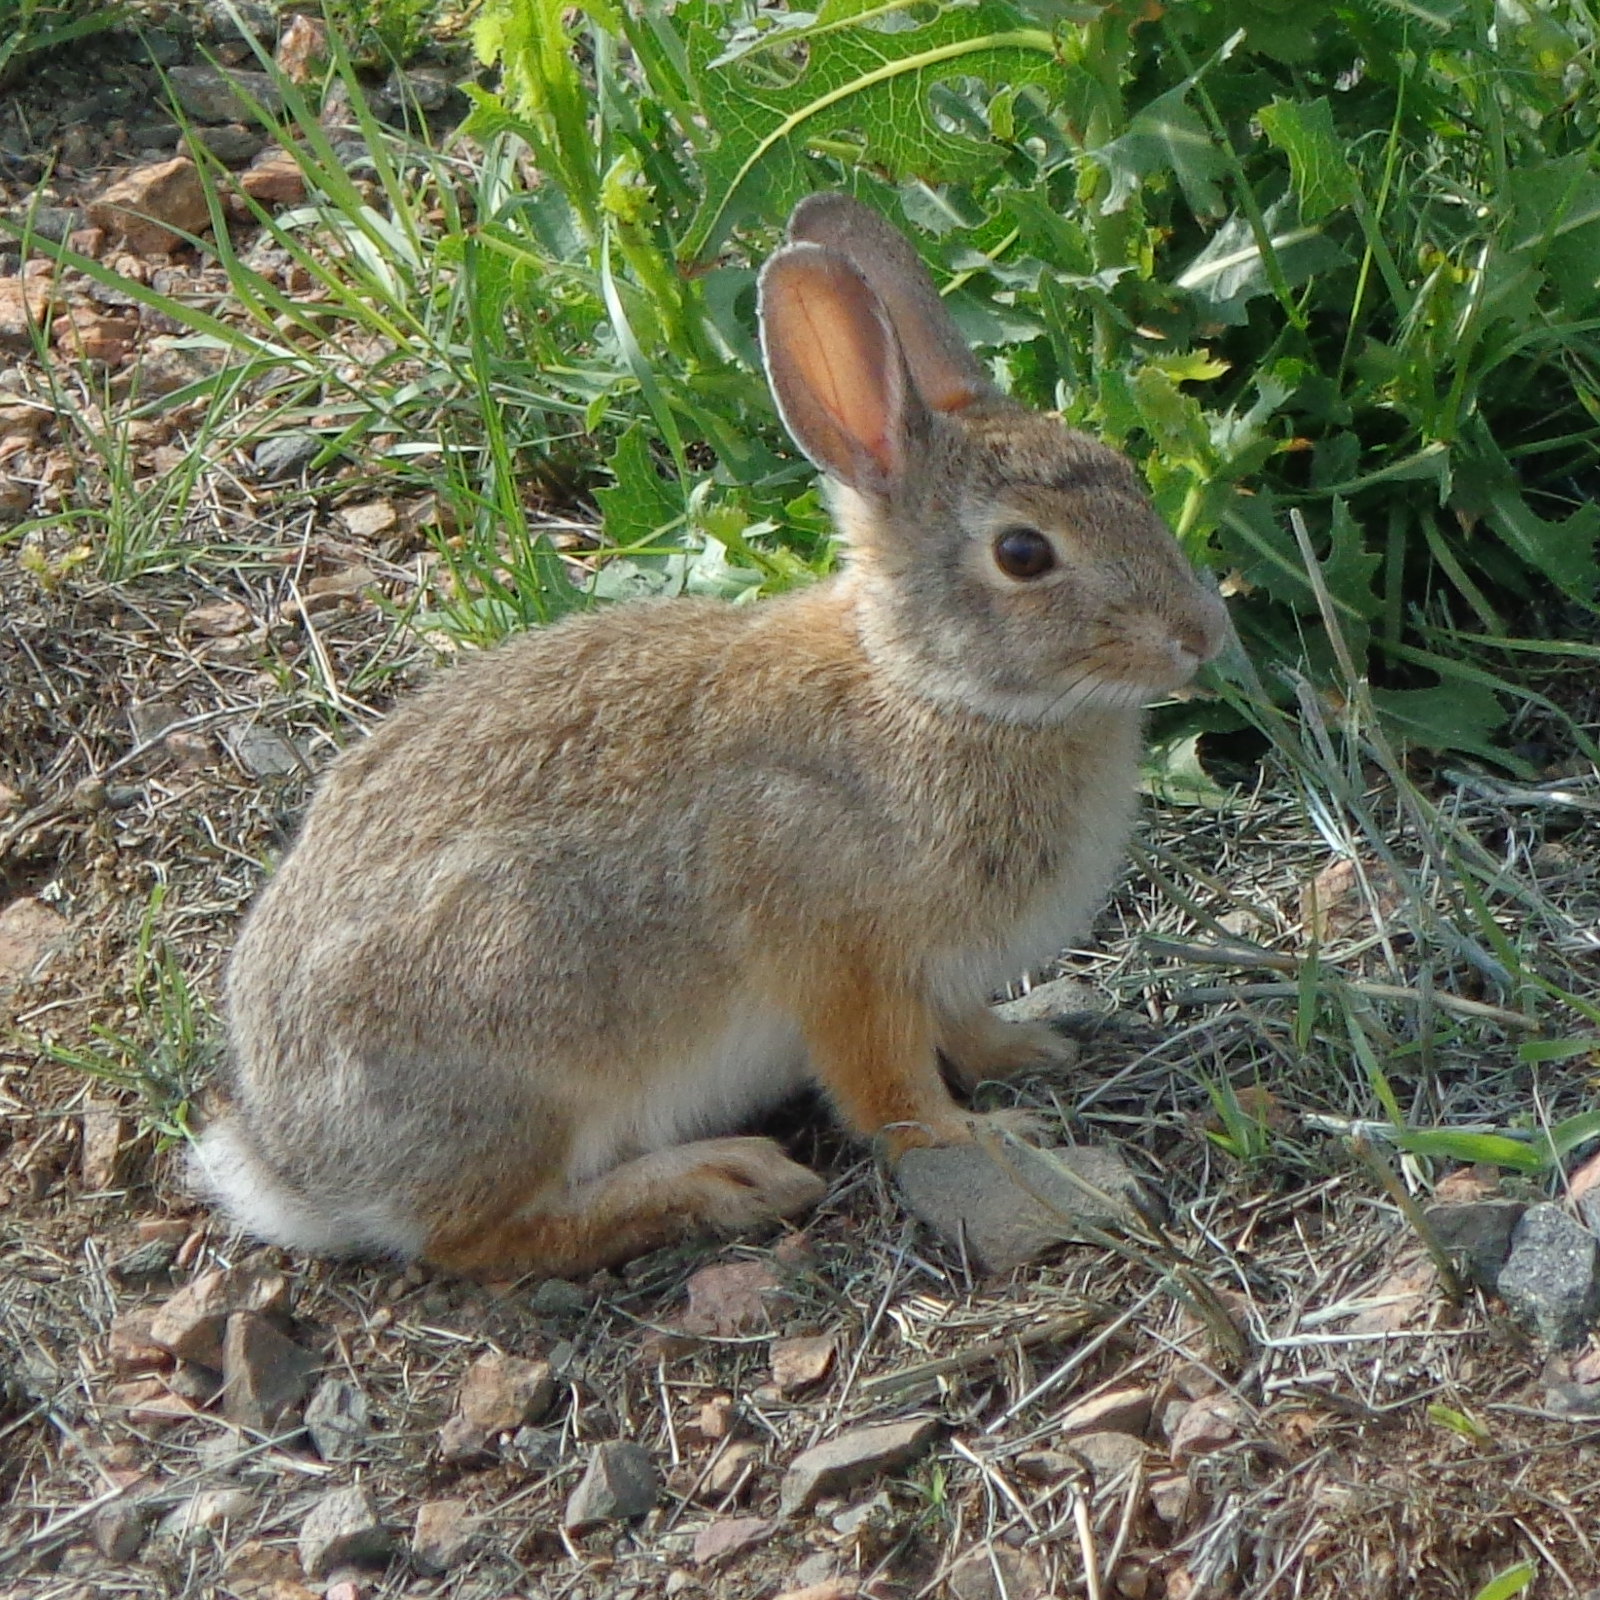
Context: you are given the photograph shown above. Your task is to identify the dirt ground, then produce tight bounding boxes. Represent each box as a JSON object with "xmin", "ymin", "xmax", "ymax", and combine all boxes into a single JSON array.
[{"xmin": 5, "ymin": 15, "xmax": 1600, "ymax": 1600}]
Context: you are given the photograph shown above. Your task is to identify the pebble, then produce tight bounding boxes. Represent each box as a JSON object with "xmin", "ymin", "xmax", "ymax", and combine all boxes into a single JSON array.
[
  {"xmin": 439, "ymin": 1351, "xmax": 555, "ymax": 1463},
  {"xmin": 563, "ymin": 1440, "xmax": 661, "ymax": 1531},
  {"xmin": 895, "ymin": 1141, "xmax": 1157, "ymax": 1273},
  {"xmin": 778, "ymin": 1416, "xmax": 943, "ymax": 1516},
  {"xmin": 1056, "ymin": 1385, "xmax": 1153, "ymax": 1440},
  {"xmin": 1498, "ymin": 1202, "xmax": 1600, "ymax": 1347},
  {"xmin": 221, "ymin": 1310, "xmax": 318, "ymax": 1432},
  {"xmin": 1423, "ymin": 1199, "xmax": 1527, "ymax": 1290},
  {"xmin": 691, "ymin": 1515, "xmax": 773, "ymax": 1567},
  {"xmin": 146, "ymin": 1263, "xmax": 290, "ymax": 1369},
  {"xmin": 252, "ymin": 430, "xmax": 323, "ymax": 481},
  {"xmin": 411, "ymin": 1498, "xmax": 477, "ymax": 1575},
  {"xmin": 304, "ymin": 1377, "xmax": 370, "ymax": 1463},
  {"xmin": 297, "ymin": 1483, "xmax": 393, "ymax": 1579}
]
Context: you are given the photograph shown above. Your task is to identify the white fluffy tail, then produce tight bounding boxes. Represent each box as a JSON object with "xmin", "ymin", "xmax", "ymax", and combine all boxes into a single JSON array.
[{"xmin": 187, "ymin": 1120, "xmax": 423, "ymax": 1259}]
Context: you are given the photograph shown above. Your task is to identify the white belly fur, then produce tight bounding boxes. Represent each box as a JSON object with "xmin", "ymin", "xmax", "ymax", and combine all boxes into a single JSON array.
[{"xmin": 564, "ymin": 1001, "xmax": 810, "ymax": 1182}]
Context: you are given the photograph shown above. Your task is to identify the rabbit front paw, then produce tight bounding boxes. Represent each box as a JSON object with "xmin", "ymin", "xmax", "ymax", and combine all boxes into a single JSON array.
[{"xmin": 880, "ymin": 1106, "xmax": 1044, "ymax": 1164}]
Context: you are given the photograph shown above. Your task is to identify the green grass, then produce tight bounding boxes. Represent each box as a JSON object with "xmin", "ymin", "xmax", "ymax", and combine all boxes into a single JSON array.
[{"xmin": 0, "ymin": 0, "xmax": 123, "ymax": 85}]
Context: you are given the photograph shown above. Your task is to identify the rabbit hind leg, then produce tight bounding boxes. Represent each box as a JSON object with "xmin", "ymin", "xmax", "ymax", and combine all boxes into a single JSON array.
[{"xmin": 421, "ymin": 1137, "xmax": 826, "ymax": 1278}]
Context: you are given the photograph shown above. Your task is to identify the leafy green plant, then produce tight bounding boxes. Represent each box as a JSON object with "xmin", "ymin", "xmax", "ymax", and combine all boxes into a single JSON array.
[{"xmin": 464, "ymin": 0, "xmax": 1600, "ymax": 757}]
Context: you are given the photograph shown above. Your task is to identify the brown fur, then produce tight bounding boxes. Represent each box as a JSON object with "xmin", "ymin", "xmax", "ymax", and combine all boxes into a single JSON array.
[{"xmin": 191, "ymin": 196, "xmax": 1228, "ymax": 1276}]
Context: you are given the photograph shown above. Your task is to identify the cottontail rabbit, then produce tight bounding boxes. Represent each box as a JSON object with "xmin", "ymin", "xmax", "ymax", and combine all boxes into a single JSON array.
[{"xmin": 192, "ymin": 193, "xmax": 1227, "ymax": 1277}]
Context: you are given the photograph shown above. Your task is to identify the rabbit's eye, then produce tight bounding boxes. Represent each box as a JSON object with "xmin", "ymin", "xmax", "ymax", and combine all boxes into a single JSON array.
[{"xmin": 993, "ymin": 526, "xmax": 1055, "ymax": 580}]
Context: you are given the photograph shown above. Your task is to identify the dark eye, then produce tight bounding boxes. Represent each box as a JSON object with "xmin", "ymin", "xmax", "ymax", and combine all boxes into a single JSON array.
[{"xmin": 993, "ymin": 526, "xmax": 1055, "ymax": 580}]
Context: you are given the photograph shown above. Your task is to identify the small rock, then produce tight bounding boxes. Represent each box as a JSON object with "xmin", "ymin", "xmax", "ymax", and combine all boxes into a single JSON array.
[
  {"xmin": 107, "ymin": 1308, "xmax": 174, "ymax": 1373},
  {"xmin": 196, "ymin": 124, "xmax": 267, "ymax": 166},
  {"xmin": 13, "ymin": 204, "xmax": 82, "ymax": 242},
  {"xmin": 339, "ymin": 498, "xmax": 400, "ymax": 540},
  {"xmin": 1014, "ymin": 1449, "xmax": 1077, "ymax": 1482},
  {"xmin": 563, "ymin": 1440, "xmax": 660, "ymax": 1531},
  {"xmin": 167, "ymin": 1359, "xmax": 225, "ymax": 1404},
  {"xmin": 411, "ymin": 1499, "xmax": 476, "ymax": 1575},
  {"xmin": 168, "ymin": 64, "xmax": 283, "ymax": 124},
  {"xmin": 185, "ymin": 599, "xmax": 253, "ymax": 638},
  {"xmin": 0, "ymin": 897, "xmax": 70, "ymax": 989},
  {"xmin": 253, "ymin": 430, "xmax": 323, "ymax": 481},
  {"xmin": 222, "ymin": 1310, "xmax": 318, "ymax": 1432},
  {"xmin": 133, "ymin": 340, "xmax": 226, "ymax": 397},
  {"xmin": 773, "ymin": 1581, "xmax": 859, "ymax": 1600},
  {"xmin": 778, "ymin": 1416, "xmax": 943, "ymax": 1516},
  {"xmin": 694, "ymin": 1394, "xmax": 736, "ymax": 1440},
  {"xmin": 305, "ymin": 1378, "xmax": 370, "ymax": 1463},
  {"xmin": 947, "ymin": 1546, "xmax": 1051, "ymax": 1600},
  {"xmin": 1147, "ymin": 1471, "xmax": 1196, "ymax": 1526},
  {"xmin": 529, "ymin": 1278, "xmax": 589, "ymax": 1317},
  {"xmin": 157, "ymin": 1487, "xmax": 255, "ymax": 1550},
  {"xmin": 229, "ymin": 725, "xmax": 308, "ymax": 778},
  {"xmin": 91, "ymin": 1502, "xmax": 150, "ymax": 1562},
  {"xmin": 276, "ymin": 13, "xmax": 329, "ymax": 82},
  {"xmin": 1171, "ymin": 1361, "xmax": 1222, "ymax": 1400},
  {"xmin": 1424, "ymin": 1199, "xmax": 1527, "ymax": 1290},
  {"xmin": 1498, "ymin": 1203, "xmax": 1600, "ymax": 1347},
  {"xmin": 1065, "ymin": 1429, "xmax": 1146, "ymax": 1479},
  {"xmin": 439, "ymin": 1351, "xmax": 555, "ymax": 1462},
  {"xmin": 104, "ymin": 1376, "xmax": 196, "ymax": 1430},
  {"xmin": 769, "ymin": 1335, "xmax": 835, "ymax": 1397},
  {"xmin": 896, "ymin": 1142, "xmax": 1157, "ymax": 1273},
  {"xmin": 691, "ymin": 1515, "xmax": 773, "ymax": 1567},
  {"xmin": 79, "ymin": 1101, "xmax": 125, "ymax": 1191},
  {"xmin": 1168, "ymin": 1395, "xmax": 1247, "ymax": 1463},
  {"xmin": 681, "ymin": 1261, "xmax": 783, "ymax": 1336},
  {"xmin": 1057, "ymin": 1386, "xmax": 1152, "ymax": 1440},
  {"xmin": 704, "ymin": 1440, "xmax": 762, "ymax": 1500},
  {"xmin": 993, "ymin": 975, "xmax": 1099, "ymax": 1024},
  {"xmin": 297, "ymin": 1483, "xmax": 392, "ymax": 1579},
  {"xmin": 508, "ymin": 1425, "xmax": 563, "ymax": 1470},
  {"xmin": 830, "ymin": 1489, "xmax": 894, "ymax": 1541},
  {"xmin": 1435, "ymin": 1165, "xmax": 1506, "ymax": 1204},
  {"xmin": 87, "ymin": 158, "xmax": 210, "ymax": 254},
  {"xmin": 203, "ymin": 0, "xmax": 276, "ymax": 44},
  {"xmin": 53, "ymin": 307, "xmax": 139, "ymax": 365},
  {"xmin": 241, "ymin": 148, "xmax": 306, "ymax": 206},
  {"xmin": 147, "ymin": 1264, "xmax": 290, "ymax": 1369}
]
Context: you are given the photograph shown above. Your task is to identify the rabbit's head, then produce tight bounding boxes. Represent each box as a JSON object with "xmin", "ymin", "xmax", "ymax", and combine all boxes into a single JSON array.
[{"xmin": 760, "ymin": 194, "xmax": 1229, "ymax": 724}]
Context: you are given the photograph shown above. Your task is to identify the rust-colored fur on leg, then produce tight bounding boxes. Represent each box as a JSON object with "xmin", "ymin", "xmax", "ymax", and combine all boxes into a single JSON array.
[
  {"xmin": 938, "ymin": 1007, "xmax": 1080, "ymax": 1092},
  {"xmin": 422, "ymin": 1138, "xmax": 825, "ymax": 1278}
]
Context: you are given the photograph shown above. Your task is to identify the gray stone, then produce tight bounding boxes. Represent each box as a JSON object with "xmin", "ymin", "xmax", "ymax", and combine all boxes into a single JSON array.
[
  {"xmin": 203, "ymin": 0, "xmax": 277, "ymax": 45},
  {"xmin": 1065, "ymin": 1429, "xmax": 1146, "ymax": 1480},
  {"xmin": 229, "ymin": 725, "xmax": 308, "ymax": 778},
  {"xmin": 253, "ymin": 430, "xmax": 323, "ymax": 481},
  {"xmin": 896, "ymin": 1141, "xmax": 1158, "ymax": 1273},
  {"xmin": 169, "ymin": 64, "xmax": 283, "ymax": 124},
  {"xmin": 563, "ymin": 1441, "xmax": 661, "ymax": 1530},
  {"xmin": 194, "ymin": 124, "xmax": 267, "ymax": 167},
  {"xmin": 778, "ymin": 1416, "xmax": 943, "ymax": 1517},
  {"xmin": 1579, "ymin": 1190, "xmax": 1600, "ymax": 1239},
  {"xmin": 15, "ymin": 205, "xmax": 82, "ymax": 243},
  {"xmin": 305, "ymin": 1377, "xmax": 370, "ymax": 1463},
  {"xmin": 91, "ymin": 1502, "xmax": 150, "ymax": 1562},
  {"xmin": 530, "ymin": 1278, "xmax": 589, "ymax": 1317},
  {"xmin": 222, "ymin": 1310, "xmax": 318, "ymax": 1432},
  {"xmin": 297, "ymin": 1483, "xmax": 393, "ymax": 1579},
  {"xmin": 993, "ymin": 975, "xmax": 1101, "ymax": 1025},
  {"xmin": 1498, "ymin": 1203, "xmax": 1600, "ymax": 1347},
  {"xmin": 509, "ymin": 1425, "xmax": 564, "ymax": 1470},
  {"xmin": 411, "ymin": 1498, "xmax": 477, "ymax": 1575},
  {"xmin": 1423, "ymin": 1199, "xmax": 1527, "ymax": 1290}
]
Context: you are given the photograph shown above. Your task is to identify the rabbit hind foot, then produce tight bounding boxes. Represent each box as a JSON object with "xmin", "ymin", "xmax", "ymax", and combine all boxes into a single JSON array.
[{"xmin": 422, "ymin": 1136, "xmax": 827, "ymax": 1278}]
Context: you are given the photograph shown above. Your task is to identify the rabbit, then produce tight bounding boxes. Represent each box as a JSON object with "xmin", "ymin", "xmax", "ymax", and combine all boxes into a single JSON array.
[{"xmin": 190, "ymin": 192, "xmax": 1229, "ymax": 1279}]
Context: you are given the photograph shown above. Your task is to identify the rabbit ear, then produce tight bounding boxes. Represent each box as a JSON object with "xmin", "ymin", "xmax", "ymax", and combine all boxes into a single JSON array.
[
  {"xmin": 787, "ymin": 193, "xmax": 993, "ymax": 416},
  {"xmin": 758, "ymin": 242, "xmax": 916, "ymax": 496}
]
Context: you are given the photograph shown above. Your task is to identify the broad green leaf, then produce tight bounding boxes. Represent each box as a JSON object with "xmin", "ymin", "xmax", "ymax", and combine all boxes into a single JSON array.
[
  {"xmin": 1175, "ymin": 206, "xmax": 1349, "ymax": 324},
  {"xmin": 1090, "ymin": 83, "xmax": 1229, "ymax": 219},
  {"xmin": 1518, "ymin": 1037, "xmax": 1600, "ymax": 1064},
  {"xmin": 1368, "ymin": 681, "xmax": 1506, "ymax": 759},
  {"xmin": 1471, "ymin": 1563, "xmax": 1537, "ymax": 1600},
  {"xmin": 1258, "ymin": 98, "xmax": 1357, "ymax": 223},
  {"xmin": 594, "ymin": 424, "xmax": 684, "ymax": 547},
  {"xmin": 1320, "ymin": 499, "xmax": 1382, "ymax": 622},
  {"xmin": 1392, "ymin": 1128, "xmax": 1546, "ymax": 1173},
  {"xmin": 679, "ymin": 0, "xmax": 1059, "ymax": 262},
  {"xmin": 1483, "ymin": 488, "xmax": 1600, "ymax": 601}
]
